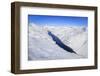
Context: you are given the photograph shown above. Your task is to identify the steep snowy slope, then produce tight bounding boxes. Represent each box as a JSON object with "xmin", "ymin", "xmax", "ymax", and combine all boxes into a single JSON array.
[{"xmin": 28, "ymin": 23, "xmax": 88, "ymax": 60}]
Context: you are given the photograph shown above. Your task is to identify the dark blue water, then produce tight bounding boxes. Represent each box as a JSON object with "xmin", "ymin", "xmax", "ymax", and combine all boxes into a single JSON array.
[{"xmin": 48, "ymin": 31, "xmax": 77, "ymax": 54}]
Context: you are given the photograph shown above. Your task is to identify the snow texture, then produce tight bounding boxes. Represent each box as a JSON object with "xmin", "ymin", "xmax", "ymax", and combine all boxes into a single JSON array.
[{"xmin": 28, "ymin": 23, "xmax": 88, "ymax": 60}]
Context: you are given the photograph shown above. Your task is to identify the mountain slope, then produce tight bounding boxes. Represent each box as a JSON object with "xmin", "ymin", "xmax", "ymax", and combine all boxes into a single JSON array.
[{"xmin": 28, "ymin": 23, "xmax": 88, "ymax": 60}]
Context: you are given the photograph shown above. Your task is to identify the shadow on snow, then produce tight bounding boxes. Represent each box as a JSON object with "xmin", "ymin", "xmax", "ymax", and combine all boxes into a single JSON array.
[{"xmin": 48, "ymin": 31, "xmax": 77, "ymax": 54}]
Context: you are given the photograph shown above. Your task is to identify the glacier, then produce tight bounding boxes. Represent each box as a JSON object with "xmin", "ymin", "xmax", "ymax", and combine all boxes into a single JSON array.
[{"xmin": 28, "ymin": 23, "xmax": 88, "ymax": 60}]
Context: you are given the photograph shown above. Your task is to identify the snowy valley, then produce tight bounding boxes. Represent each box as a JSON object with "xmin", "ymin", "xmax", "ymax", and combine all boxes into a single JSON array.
[{"xmin": 28, "ymin": 23, "xmax": 88, "ymax": 60}]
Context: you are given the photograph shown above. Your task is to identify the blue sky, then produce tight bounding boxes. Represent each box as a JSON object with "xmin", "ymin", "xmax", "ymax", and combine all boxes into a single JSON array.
[{"xmin": 28, "ymin": 15, "xmax": 88, "ymax": 27}]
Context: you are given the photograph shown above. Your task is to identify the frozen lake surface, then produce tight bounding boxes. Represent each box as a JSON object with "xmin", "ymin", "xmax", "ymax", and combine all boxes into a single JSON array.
[{"xmin": 28, "ymin": 23, "xmax": 88, "ymax": 60}]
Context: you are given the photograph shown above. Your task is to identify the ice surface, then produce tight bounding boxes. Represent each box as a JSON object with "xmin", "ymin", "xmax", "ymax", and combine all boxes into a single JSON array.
[{"xmin": 28, "ymin": 23, "xmax": 88, "ymax": 60}]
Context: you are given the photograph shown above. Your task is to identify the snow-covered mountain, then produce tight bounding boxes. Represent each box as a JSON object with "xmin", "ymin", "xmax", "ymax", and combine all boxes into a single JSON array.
[{"xmin": 28, "ymin": 23, "xmax": 88, "ymax": 60}]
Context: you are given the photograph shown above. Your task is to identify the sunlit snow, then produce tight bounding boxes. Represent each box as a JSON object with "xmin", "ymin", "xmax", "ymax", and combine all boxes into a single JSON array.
[{"xmin": 28, "ymin": 23, "xmax": 88, "ymax": 60}]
